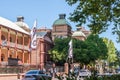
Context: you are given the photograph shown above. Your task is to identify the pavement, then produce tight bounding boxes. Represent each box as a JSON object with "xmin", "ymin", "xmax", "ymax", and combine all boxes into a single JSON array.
[
  {"xmin": 0, "ymin": 76, "xmax": 20, "ymax": 80},
  {"xmin": 0, "ymin": 73, "xmax": 22, "ymax": 80},
  {"xmin": 0, "ymin": 74, "xmax": 58, "ymax": 80},
  {"xmin": 0, "ymin": 74, "xmax": 84, "ymax": 80}
]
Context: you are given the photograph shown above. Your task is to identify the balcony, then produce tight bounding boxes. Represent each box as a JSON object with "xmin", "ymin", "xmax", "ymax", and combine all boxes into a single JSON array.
[{"xmin": 1, "ymin": 41, "xmax": 29, "ymax": 51}]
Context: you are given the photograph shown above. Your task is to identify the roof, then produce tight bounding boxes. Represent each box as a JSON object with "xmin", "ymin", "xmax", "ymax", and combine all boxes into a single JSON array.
[
  {"xmin": 36, "ymin": 31, "xmax": 52, "ymax": 43},
  {"xmin": 15, "ymin": 21, "xmax": 30, "ymax": 29},
  {"xmin": 36, "ymin": 32, "xmax": 47, "ymax": 38},
  {"xmin": 72, "ymin": 31, "xmax": 86, "ymax": 37},
  {"xmin": 0, "ymin": 17, "xmax": 29, "ymax": 35},
  {"xmin": 53, "ymin": 19, "xmax": 71, "ymax": 26}
]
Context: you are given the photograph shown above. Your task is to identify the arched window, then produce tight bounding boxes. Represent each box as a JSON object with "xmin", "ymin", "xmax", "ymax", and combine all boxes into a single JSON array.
[
  {"xmin": 9, "ymin": 55, "xmax": 12, "ymax": 58},
  {"xmin": 1, "ymin": 35, "xmax": 5, "ymax": 40},
  {"xmin": 10, "ymin": 37, "xmax": 12, "ymax": 42},
  {"xmin": 1, "ymin": 54, "xmax": 5, "ymax": 61}
]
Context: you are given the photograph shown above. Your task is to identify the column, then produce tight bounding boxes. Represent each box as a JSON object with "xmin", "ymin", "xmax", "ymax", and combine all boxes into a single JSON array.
[
  {"xmin": 7, "ymin": 29, "xmax": 10, "ymax": 58},
  {"xmin": 0, "ymin": 47, "xmax": 1, "ymax": 63},
  {"xmin": 0, "ymin": 26, "xmax": 1, "ymax": 45},
  {"xmin": 7, "ymin": 48, "xmax": 10, "ymax": 58},
  {"xmin": 22, "ymin": 34, "xmax": 24, "ymax": 49},
  {"xmin": 15, "ymin": 50, "xmax": 17, "ymax": 58},
  {"xmin": 7, "ymin": 29, "xmax": 10, "ymax": 46},
  {"xmin": 22, "ymin": 51, "xmax": 24, "ymax": 64},
  {"xmin": 0, "ymin": 26, "xmax": 1, "ymax": 63},
  {"xmin": 64, "ymin": 63, "xmax": 69, "ymax": 74},
  {"xmin": 15, "ymin": 32, "xmax": 18, "ymax": 48},
  {"xmin": 28, "ymin": 52, "xmax": 30, "ymax": 63},
  {"xmin": 28, "ymin": 36, "xmax": 31, "ymax": 52}
]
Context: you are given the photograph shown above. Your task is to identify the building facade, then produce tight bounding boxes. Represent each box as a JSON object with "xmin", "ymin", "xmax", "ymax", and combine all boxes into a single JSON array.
[
  {"xmin": 0, "ymin": 14, "xmax": 90, "ymax": 70},
  {"xmin": 52, "ymin": 14, "xmax": 72, "ymax": 40},
  {"xmin": 72, "ymin": 26, "xmax": 91, "ymax": 41},
  {"xmin": 0, "ymin": 16, "xmax": 53, "ymax": 69},
  {"xmin": 0, "ymin": 16, "xmax": 30, "ymax": 66}
]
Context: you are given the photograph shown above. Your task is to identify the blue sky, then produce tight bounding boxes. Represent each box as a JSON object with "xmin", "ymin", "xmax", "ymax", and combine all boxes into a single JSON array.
[{"xmin": 0, "ymin": 0, "xmax": 119, "ymax": 50}]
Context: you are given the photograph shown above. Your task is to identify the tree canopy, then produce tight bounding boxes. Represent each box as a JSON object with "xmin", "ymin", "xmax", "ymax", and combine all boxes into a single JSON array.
[
  {"xmin": 49, "ymin": 34, "xmax": 108, "ymax": 65},
  {"xmin": 66, "ymin": 0, "xmax": 120, "ymax": 41},
  {"xmin": 103, "ymin": 38, "xmax": 117, "ymax": 63},
  {"xmin": 49, "ymin": 38, "xmax": 70, "ymax": 65},
  {"xmin": 74, "ymin": 34, "xmax": 108, "ymax": 64}
]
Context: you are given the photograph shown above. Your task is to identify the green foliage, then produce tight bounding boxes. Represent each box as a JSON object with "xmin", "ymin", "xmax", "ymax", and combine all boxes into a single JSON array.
[
  {"xmin": 74, "ymin": 34, "xmax": 108, "ymax": 64},
  {"xmin": 49, "ymin": 34, "xmax": 108, "ymax": 65},
  {"xmin": 86, "ymin": 35, "xmax": 108, "ymax": 59},
  {"xmin": 116, "ymin": 50, "xmax": 120, "ymax": 65},
  {"xmin": 103, "ymin": 38, "xmax": 117, "ymax": 63},
  {"xmin": 49, "ymin": 38, "xmax": 71, "ymax": 65},
  {"xmin": 66, "ymin": 0, "xmax": 120, "ymax": 40}
]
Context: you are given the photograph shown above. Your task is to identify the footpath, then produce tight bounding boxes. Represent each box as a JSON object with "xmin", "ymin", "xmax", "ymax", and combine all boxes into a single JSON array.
[
  {"xmin": 0, "ymin": 74, "xmax": 59, "ymax": 80},
  {"xmin": 0, "ymin": 73, "xmax": 22, "ymax": 80}
]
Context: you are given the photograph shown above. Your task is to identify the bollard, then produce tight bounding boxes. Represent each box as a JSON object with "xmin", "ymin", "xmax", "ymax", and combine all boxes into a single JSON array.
[{"xmin": 17, "ymin": 73, "xmax": 20, "ymax": 79}]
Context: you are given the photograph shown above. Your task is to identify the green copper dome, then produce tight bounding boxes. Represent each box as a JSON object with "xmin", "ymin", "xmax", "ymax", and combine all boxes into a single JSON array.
[{"xmin": 53, "ymin": 14, "xmax": 71, "ymax": 26}]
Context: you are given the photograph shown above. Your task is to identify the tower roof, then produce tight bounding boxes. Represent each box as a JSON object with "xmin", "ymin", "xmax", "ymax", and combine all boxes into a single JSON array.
[
  {"xmin": 15, "ymin": 16, "xmax": 30, "ymax": 29},
  {"xmin": 53, "ymin": 14, "xmax": 71, "ymax": 26}
]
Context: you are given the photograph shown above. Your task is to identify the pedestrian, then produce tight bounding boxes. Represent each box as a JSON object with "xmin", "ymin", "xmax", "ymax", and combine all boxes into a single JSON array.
[
  {"xmin": 50, "ymin": 63, "xmax": 57, "ymax": 78},
  {"xmin": 42, "ymin": 67, "xmax": 46, "ymax": 74}
]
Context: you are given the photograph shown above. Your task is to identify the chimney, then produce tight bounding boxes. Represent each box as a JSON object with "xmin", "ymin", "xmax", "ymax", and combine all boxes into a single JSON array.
[
  {"xmin": 17, "ymin": 16, "xmax": 24, "ymax": 22},
  {"xmin": 59, "ymin": 14, "xmax": 66, "ymax": 19}
]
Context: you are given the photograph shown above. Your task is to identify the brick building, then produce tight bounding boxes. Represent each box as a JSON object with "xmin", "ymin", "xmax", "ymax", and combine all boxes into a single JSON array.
[{"xmin": 0, "ymin": 14, "xmax": 90, "ymax": 70}]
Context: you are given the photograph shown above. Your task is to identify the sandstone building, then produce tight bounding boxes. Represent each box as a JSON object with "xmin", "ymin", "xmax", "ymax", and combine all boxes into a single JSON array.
[{"xmin": 0, "ymin": 14, "xmax": 90, "ymax": 69}]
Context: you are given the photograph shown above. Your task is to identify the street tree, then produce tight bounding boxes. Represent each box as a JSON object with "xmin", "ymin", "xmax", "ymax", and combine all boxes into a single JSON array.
[
  {"xmin": 103, "ymin": 38, "xmax": 117, "ymax": 63},
  {"xmin": 65, "ymin": 0, "xmax": 120, "ymax": 41},
  {"xmin": 85, "ymin": 34, "xmax": 108, "ymax": 63},
  {"xmin": 49, "ymin": 35, "xmax": 107, "ymax": 65},
  {"xmin": 49, "ymin": 38, "xmax": 70, "ymax": 65},
  {"xmin": 116, "ymin": 50, "xmax": 120, "ymax": 66}
]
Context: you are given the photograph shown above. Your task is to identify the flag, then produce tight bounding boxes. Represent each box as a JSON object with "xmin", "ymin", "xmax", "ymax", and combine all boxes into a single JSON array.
[
  {"xmin": 68, "ymin": 40, "xmax": 73, "ymax": 58},
  {"xmin": 30, "ymin": 20, "xmax": 37, "ymax": 49}
]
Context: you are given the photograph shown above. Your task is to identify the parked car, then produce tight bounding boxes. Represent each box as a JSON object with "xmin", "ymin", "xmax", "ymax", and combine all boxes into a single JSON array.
[
  {"xmin": 22, "ymin": 70, "xmax": 52, "ymax": 80},
  {"xmin": 73, "ymin": 67, "xmax": 80, "ymax": 76},
  {"xmin": 79, "ymin": 69, "xmax": 91, "ymax": 77},
  {"xmin": 116, "ymin": 68, "xmax": 120, "ymax": 73}
]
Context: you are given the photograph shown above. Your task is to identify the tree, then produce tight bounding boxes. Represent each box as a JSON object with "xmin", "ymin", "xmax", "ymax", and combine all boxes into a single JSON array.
[
  {"xmin": 49, "ymin": 35, "xmax": 107, "ymax": 65},
  {"xmin": 66, "ymin": 0, "xmax": 120, "ymax": 41},
  {"xmin": 73, "ymin": 34, "xmax": 108, "ymax": 64},
  {"xmin": 103, "ymin": 38, "xmax": 117, "ymax": 63},
  {"xmin": 49, "ymin": 38, "xmax": 70, "ymax": 65},
  {"xmin": 113, "ymin": 27, "xmax": 120, "ymax": 42},
  {"xmin": 116, "ymin": 50, "xmax": 120, "ymax": 66}
]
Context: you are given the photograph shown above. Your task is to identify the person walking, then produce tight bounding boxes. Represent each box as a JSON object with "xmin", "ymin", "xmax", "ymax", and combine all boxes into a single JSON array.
[{"xmin": 50, "ymin": 63, "xmax": 57, "ymax": 78}]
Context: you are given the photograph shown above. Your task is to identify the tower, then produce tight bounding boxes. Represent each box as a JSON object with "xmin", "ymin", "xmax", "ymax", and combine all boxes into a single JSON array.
[{"xmin": 52, "ymin": 14, "xmax": 72, "ymax": 40}]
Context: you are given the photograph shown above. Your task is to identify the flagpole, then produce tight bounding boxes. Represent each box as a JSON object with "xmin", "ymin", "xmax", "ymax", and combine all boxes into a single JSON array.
[
  {"xmin": 35, "ymin": 20, "xmax": 38, "ymax": 69},
  {"xmin": 67, "ymin": 39, "xmax": 73, "ymax": 77},
  {"xmin": 30, "ymin": 20, "xmax": 38, "ymax": 69},
  {"xmin": 36, "ymin": 39, "xmax": 38, "ymax": 69}
]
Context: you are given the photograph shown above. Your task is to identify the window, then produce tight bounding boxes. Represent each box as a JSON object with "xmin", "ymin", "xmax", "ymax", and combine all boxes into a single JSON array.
[
  {"xmin": 1, "ymin": 54, "xmax": 5, "ymax": 61},
  {"xmin": 1, "ymin": 35, "xmax": 5, "ymax": 40},
  {"xmin": 10, "ymin": 37, "xmax": 12, "ymax": 42}
]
